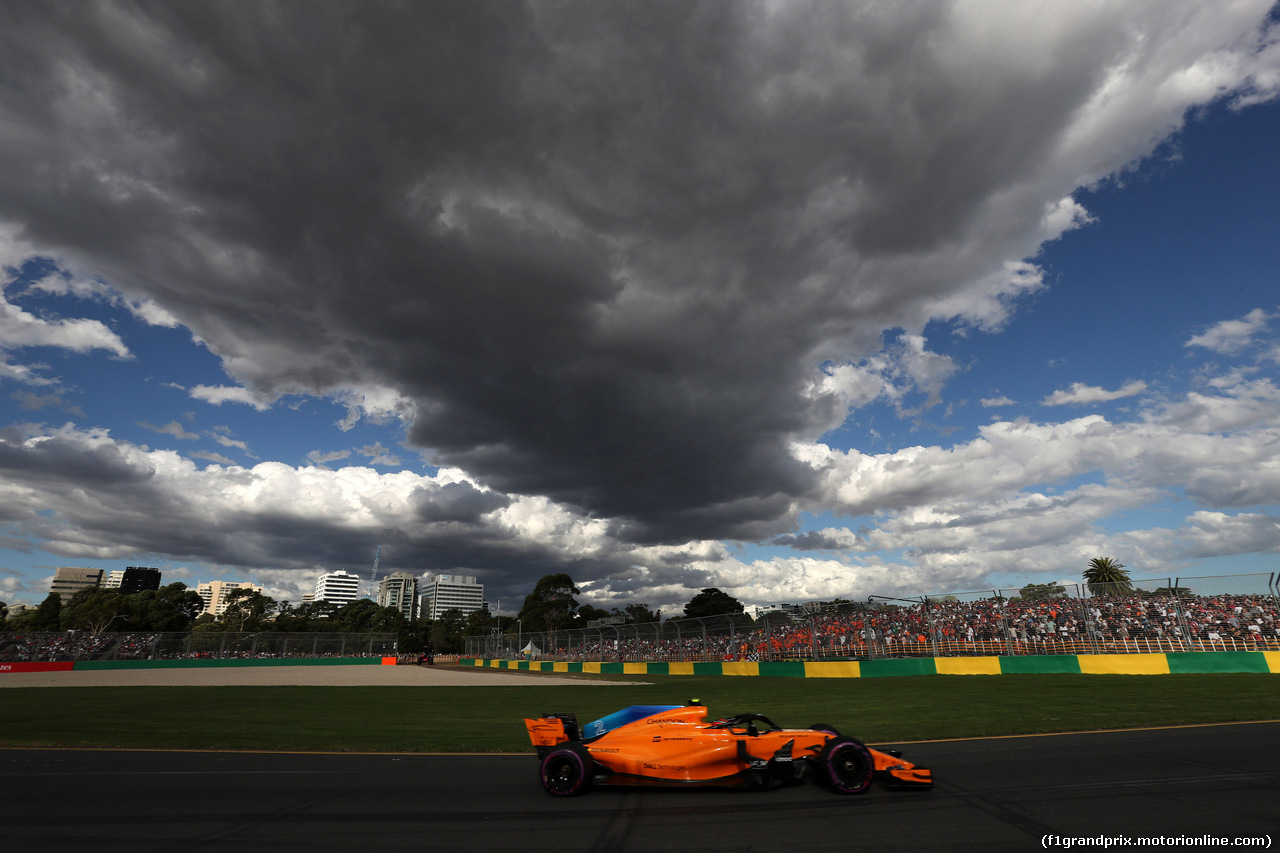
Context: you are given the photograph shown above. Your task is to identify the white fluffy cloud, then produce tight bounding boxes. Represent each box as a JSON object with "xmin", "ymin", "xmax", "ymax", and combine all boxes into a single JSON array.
[
  {"xmin": 811, "ymin": 333, "xmax": 960, "ymax": 424},
  {"xmin": 804, "ymin": 390, "xmax": 1279, "ymax": 522},
  {"xmin": 1, "ymin": 285, "xmax": 130, "ymax": 358},
  {"xmin": 1126, "ymin": 511, "xmax": 1280, "ymax": 561},
  {"xmin": 1186, "ymin": 307, "xmax": 1275, "ymax": 354},
  {"xmin": 1146, "ymin": 375, "xmax": 1280, "ymax": 435},
  {"xmin": 765, "ymin": 362, "xmax": 1279, "ymax": 597},
  {"xmin": 1043, "ymin": 381, "xmax": 1149, "ymax": 406},
  {"xmin": 188, "ymin": 385, "xmax": 273, "ymax": 410}
]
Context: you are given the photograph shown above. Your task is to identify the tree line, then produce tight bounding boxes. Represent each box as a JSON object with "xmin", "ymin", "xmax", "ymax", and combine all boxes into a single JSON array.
[
  {"xmin": 513, "ymin": 574, "xmax": 745, "ymax": 632},
  {"xmin": 0, "ymin": 574, "xmax": 749, "ymax": 654},
  {"xmin": 0, "ymin": 584, "xmax": 465, "ymax": 653}
]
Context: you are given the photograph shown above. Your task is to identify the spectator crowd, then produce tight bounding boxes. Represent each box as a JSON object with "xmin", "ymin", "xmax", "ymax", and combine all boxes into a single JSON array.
[{"xmin": 494, "ymin": 589, "xmax": 1279, "ymax": 663}]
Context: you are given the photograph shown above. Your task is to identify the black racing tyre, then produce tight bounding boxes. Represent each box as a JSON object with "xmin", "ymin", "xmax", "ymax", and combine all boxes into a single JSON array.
[
  {"xmin": 818, "ymin": 736, "xmax": 874, "ymax": 795},
  {"xmin": 540, "ymin": 744, "xmax": 593, "ymax": 797},
  {"xmin": 809, "ymin": 723, "xmax": 841, "ymax": 736}
]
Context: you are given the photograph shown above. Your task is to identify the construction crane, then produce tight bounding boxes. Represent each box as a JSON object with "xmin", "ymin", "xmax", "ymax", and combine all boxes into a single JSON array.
[{"xmin": 367, "ymin": 544, "xmax": 381, "ymax": 599}]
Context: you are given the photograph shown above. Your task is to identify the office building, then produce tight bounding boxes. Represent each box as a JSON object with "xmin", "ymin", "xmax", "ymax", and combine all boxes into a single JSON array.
[
  {"xmin": 50, "ymin": 567, "xmax": 104, "ymax": 603},
  {"xmin": 419, "ymin": 574, "xmax": 486, "ymax": 620},
  {"xmin": 196, "ymin": 580, "xmax": 263, "ymax": 617},
  {"xmin": 378, "ymin": 572, "xmax": 418, "ymax": 620},
  {"xmin": 120, "ymin": 567, "xmax": 162, "ymax": 594},
  {"xmin": 313, "ymin": 570, "xmax": 363, "ymax": 606},
  {"xmin": 104, "ymin": 570, "xmax": 125, "ymax": 589}
]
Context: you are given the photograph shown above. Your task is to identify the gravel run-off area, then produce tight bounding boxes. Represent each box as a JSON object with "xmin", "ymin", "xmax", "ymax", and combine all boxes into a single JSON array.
[{"xmin": 0, "ymin": 664, "xmax": 645, "ymax": 688}]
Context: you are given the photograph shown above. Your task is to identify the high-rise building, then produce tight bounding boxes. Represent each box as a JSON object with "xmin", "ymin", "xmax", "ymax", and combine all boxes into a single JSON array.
[
  {"xmin": 50, "ymin": 567, "xmax": 104, "ymax": 603},
  {"xmin": 313, "ymin": 570, "xmax": 362, "ymax": 606},
  {"xmin": 120, "ymin": 567, "xmax": 162, "ymax": 594},
  {"xmin": 104, "ymin": 570, "xmax": 125, "ymax": 589},
  {"xmin": 378, "ymin": 572, "xmax": 418, "ymax": 620},
  {"xmin": 196, "ymin": 580, "xmax": 263, "ymax": 617},
  {"xmin": 419, "ymin": 574, "xmax": 486, "ymax": 620}
]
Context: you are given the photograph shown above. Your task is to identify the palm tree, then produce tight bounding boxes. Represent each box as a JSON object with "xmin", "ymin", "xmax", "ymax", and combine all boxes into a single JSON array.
[{"xmin": 1083, "ymin": 557, "xmax": 1133, "ymax": 597}]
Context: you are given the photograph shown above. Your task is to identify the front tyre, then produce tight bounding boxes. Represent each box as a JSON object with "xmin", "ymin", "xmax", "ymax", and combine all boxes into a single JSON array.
[
  {"xmin": 818, "ymin": 737, "xmax": 874, "ymax": 795},
  {"xmin": 540, "ymin": 744, "xmax": 593, "ymax": 797}
]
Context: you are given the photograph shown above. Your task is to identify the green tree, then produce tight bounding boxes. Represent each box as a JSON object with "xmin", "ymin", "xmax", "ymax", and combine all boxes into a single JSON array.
[
  {"xmin": 621, "ymin": 603, "xmax": 661, "ymax": 624},
  {"xmin": 429, "ymin": 608, "xmax": 466, "ymax": 652},
  {"xmin": 1018, "ymin": 582, "xmax": 1067, "ymax": 601},
  {"xmin": 682, "ymin": 588, "xmax": 744, "ymax": 619},
  {"xmin": 1151, "ymin": 586, "xmax": 1193, "ymax": 599},
  {"xmin": 32, "ymin": 593, "xmax": 63, "ymax": 631},
  {"xmin": 366, "ymin": 605, "xmax": 408, "ymax": 634},
  {"xmin": 267, "ymin": 600, "xmax": 300, "ymax": 632},
  {"xmin": 518, "ymin": 573, "xmax": 580, "ymax": 632},
  {"xmin": 307, "ymin": 599, "xmax": 340, "ymax": 621},
  {"xmin": 62, "ymin": 588, "xmax": 129, "ymax": 634},
  {"xmin": 278, "ymin": 599, "xmax": 340, "ymax": 631},
  {"xmin": 462, "ymin": 608, "xmax": 496, "ymax": 637},
  {"xmin": 190, "ymin": 612, "xmax": 222, "ymax": 631},
  {"xmin": 129, "ymin": 583, "xmax": 204, "ymax": 632},
  {"xmin": 334, "ymin": 599, "xmax": 381, "ymax": 632},
  {"xmin": 400, "ymin": 616, "xmax": 444, "ymax": 654},
  {"xmin": 219, "ymin": 589, "xmax": 278, "ymax": 631},
  {"xmin": 271, "ymin": 600, "xmax": 316, "ymax": 633},
  {"xmin": 1083, "ymin": 557, "xmax": 1133, "ymax": 597},
  {"xmin": 575, "ymin": 604, "xmax": 612, "ymax": 625}
]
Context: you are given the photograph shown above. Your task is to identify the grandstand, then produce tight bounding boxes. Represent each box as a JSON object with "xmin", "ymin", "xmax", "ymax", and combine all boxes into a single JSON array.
[{"xmin": 467, "ymin": 573, "xmax": 1278, "ymax": 662}]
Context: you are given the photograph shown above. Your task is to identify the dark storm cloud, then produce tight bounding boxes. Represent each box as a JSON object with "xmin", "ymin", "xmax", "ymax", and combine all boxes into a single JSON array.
[
  {"xmin": 774, "ymin": 530, "xmax": 849, "ymax": 551},
  {"xmin": 1, "ymin": 1, "xmax": 1276, "ymax": 552},
  {"xmin": 410, "ymin": 481, "xmax": 511, "ymax": 524},
  {"xmin": 0, "ymin": 426, "xmax": 154, "ymax": 488}
]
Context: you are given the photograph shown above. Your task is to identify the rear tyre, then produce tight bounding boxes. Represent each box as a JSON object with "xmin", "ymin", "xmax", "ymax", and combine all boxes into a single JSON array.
[
  {"xmin": 540, "ymin": 744, "xmax": 593, "ymax": 797},
  {"xmin": 819, "ymin": 737, "xmax": 874, "ymax": 795}
]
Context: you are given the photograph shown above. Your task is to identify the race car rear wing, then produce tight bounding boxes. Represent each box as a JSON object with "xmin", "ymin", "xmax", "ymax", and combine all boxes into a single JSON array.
[{"xmin": 526, "ymin": 713, "xmax": 579, "ymax": 754}]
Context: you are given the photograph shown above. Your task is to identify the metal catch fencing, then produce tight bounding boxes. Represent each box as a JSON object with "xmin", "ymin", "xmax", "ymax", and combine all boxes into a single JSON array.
[
  {"xmin": 0, "ymin": 631, "xmax": 399, "ymax": 663},
  {"xmin": 467, "ymin": 573, "xmax": 1278, "ymax": 662}
]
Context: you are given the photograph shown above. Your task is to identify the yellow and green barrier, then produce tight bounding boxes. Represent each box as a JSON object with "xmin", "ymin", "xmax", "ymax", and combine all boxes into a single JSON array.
[{"xmin": 461, "ymin": 650, "xmax": 1280, "ymax": 676}]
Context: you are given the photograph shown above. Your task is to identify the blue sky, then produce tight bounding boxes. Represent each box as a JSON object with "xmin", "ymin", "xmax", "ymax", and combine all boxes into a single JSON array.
[
  {"xmin": 1, "ymin": 2, "xmax": 1278, "ymax": 613},
  {"xmin": 824, "ymin": 99, "xmax": 1280, "ymax": 456}
]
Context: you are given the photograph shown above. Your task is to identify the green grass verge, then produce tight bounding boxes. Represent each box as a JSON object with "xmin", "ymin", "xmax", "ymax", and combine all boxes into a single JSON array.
[{"xmin": 2, "ymin": 672, "xmax": 1277, "ymax": 753}]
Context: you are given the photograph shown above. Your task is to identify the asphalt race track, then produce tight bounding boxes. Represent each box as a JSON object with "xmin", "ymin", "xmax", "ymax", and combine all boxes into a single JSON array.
[{"xmin": 2, "ymin": 722, "xmax": 1276, "ymax": 852}]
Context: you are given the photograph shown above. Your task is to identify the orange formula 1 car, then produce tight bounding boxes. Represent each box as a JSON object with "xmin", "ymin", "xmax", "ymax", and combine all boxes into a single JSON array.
[{"xmin": 525, "ymin": 702, "xmax": 932, "ymax": 797}]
